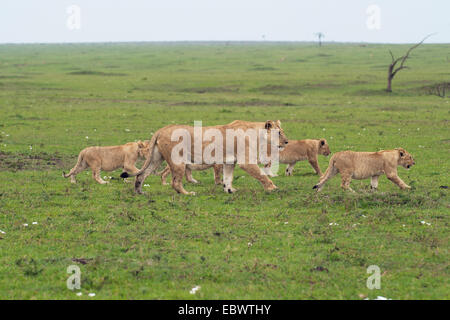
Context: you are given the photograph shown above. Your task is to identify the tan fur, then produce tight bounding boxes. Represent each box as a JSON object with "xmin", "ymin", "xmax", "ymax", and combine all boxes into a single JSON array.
[
  {"xmin": 313, "ymin": 148, "xmax": 415, "ymax": 192},
  {"xmin": 159, "ymin": 163, "xmax": 223, "ymax": 185},
  {"xmin": 126, "ymin": 120, "xmax": 288, "ymax": 195},
  {"xmin": 264, "ymin": 139, "xmax": 330, "ymax": 176},
  {"xmin": 63, "ymin": 140, "xmax": 150, "ymax": 184}
]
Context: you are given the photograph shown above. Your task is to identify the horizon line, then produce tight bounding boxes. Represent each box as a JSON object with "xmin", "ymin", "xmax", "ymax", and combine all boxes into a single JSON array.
[{"xmin": 0, "ymin": 40, "xmax": 448, "ymax": 46}]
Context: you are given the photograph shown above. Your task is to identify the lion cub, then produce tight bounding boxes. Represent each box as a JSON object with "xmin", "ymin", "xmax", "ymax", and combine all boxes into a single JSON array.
[
  {"xmin": 313, "ymin": 148, "xmax": 415, "ymax": 192},
  {"xmin": 264, "ymin": 139, "xmax": 331, "ymax": 177},
  {"xmin": 63, "ymin": 141, "xmax": 150, "ymax": 184}
]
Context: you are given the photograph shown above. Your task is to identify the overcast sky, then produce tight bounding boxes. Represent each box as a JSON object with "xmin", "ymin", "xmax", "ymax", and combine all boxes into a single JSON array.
[{"xmin": 0, "ymin": 0, "xmax": 448, "ymax": 44}]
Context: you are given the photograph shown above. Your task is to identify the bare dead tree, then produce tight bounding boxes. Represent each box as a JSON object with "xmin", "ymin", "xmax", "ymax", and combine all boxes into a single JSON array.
[
  {"xmin": 386, "ymin": 34, "xmax": 434, "ymax": 92},
  {"xmin": 315, "ymin": 32, "xmax": 325, "ymax": 47}
]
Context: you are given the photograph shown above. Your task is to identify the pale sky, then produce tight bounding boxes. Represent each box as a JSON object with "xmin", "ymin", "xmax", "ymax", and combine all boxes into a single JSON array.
[{"xmin": 0, "ymin": 0, "xmax": 448, "ymax": 44}]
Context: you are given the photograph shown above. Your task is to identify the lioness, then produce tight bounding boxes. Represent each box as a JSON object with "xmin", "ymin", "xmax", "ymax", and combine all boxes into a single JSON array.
[
  {"xmin": 121, "ymin": 120, "xmax": 288, "ymax": 195},
  {"xmin": 263, "ymin": 139, "xmax": 331, "ymax": 177},
  {"xmin": 159, "ymin": 163, "xmax": 223, "ymax": 185},
  {"xmin": 313, "ymin": 148, "xmax": 415, "ymax": 192},
  {"xmin": 63, "ymin": 140, "xmax": 150, "ymax": 184}
]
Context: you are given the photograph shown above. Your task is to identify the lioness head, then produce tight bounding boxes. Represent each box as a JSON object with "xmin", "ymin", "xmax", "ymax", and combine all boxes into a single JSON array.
[
  {"xmin": 265, "ymin": 120, "xmax": 288, "ymax": 150},
  {"xmin": 318, "ymin": 139, "xmax": 331, "ymax": 156},
  {"xmin": 396, "ymin": 148, "xmax": 415, "ymax": 169},
  {"xmin": 137, "ymin": 140, "xmax": 151, "ymax": 158}
]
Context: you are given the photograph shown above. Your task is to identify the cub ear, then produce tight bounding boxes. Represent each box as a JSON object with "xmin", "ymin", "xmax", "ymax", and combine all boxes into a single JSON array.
[
  {"xmin": 276, "ymin": 120, "xmax": 281, "ymax": 127},
  {"xmin": 265, "ymin": 120, "xmax": 274, "ymax": 130},
  {"xmin": 320, "ymin": 139, "xmax": 326, "ymax": 146},
  {"xmin": 137, "ymin": 140, "xmax": 145, "ymax": 148}
]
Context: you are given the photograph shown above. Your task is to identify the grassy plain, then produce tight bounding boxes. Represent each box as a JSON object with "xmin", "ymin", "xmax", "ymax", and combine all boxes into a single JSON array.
[{"xmin": 0, "ymin": 42, "xmax": 448, "ymax": 299}]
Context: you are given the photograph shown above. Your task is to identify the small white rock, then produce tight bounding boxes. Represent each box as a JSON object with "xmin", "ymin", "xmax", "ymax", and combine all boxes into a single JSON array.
[
  {"xmin": 189, "ymin": 286, "xmax": 201, "ymax": 294},
  {"xmin": 88, "ymin": 293, "xmax": 96, "ymax": 297},
  {"xmin": 0, "ymin": 230, "xmax": 5, "ymax": 234},
  {"xmin": 23, "ymin": 223, "xmax": 28, "ymax": 227},
  {"xmin": 76, "ymin": 292, "xmax": 82, "ymax": 296},
  {"xmin": 32, "ymin": 222, "xmax": 38, "ymax": 225}
]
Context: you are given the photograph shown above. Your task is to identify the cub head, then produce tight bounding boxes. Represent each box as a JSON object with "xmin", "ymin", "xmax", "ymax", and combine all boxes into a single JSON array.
[
  {"xmin": 265, "ymin": 120, "xmax": 289, "ymax": 150},
  {"xmin": 318, "ymin": 139, "xmax": 331, "ymax": 156},
  {"xmin": 137, "ymin": 140, "xmax": 151, "ymax": 158},
  {"xmin": 396, "ymin": 148, "xmax": 415, "ymax": 169}
]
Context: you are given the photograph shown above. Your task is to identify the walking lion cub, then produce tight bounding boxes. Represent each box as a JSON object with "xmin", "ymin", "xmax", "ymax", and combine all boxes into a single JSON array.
[
  {"xmin": 264, "ymin": 139, "xmax": 331, "ymax": 177},
  {"xmin": 313, "ymin": 148, "xmax": 415, "ymax": 192},
  {"xmin": 63, "ymin": 141, "xmax": 150, "ymax": 184}
]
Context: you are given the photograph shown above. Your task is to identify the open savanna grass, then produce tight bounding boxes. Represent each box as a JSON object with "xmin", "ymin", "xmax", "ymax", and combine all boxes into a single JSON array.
[{"xmin": 0, "ymin": 42, "xmax": 448, "ymax": 299}]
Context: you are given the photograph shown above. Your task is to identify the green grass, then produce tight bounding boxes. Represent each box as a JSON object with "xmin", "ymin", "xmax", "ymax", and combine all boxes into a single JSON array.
[{"xmin": 0, "ymin": 42, "xmax": 448, "ymax": 299}]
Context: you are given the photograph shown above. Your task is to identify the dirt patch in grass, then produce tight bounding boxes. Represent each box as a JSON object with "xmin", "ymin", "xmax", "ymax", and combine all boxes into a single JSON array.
[
  {"xmin": 169, "ymin": 98, "xmax": 287, "ymax": 107},
  {"xmin": 254, "ymin": 82, "xmax": 339, "ymax": 95},
  {"xmin": 180, "ymin": 85, "xmax": 240, "ymax": 94},
  {"xmin": 58, "ymin": 97, "xmax": 165, "ymax": 104},
  {"xmin": 0, "ymin": 151, "xmax": 75, "ymax": 172},
  {"xmin": 248, "ymin": 66, "xmax": 277, "ymax": 71}
]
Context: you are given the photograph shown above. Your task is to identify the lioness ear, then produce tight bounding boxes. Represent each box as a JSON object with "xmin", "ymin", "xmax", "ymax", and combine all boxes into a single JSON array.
[
  {"xmin": 265, "ymin": 120, "xmax": 273, "ymax": 130},
  {"xmin": 320, "ymin": 139, "xmax": 325, "ymax": 146},
  {"xmin": 276, "ymin": 120, "xmax": 281, "ymax": 127}
]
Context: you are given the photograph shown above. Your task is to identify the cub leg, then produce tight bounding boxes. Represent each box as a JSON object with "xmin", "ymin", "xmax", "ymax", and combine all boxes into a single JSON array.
[
  {"xmin": 308, "ymin": 157, "xmax": 322, "ymax": 176},
  {"xmin": 340, "ymin": 172, "xmax": 354, "ymax": 192},
  {"xmin": 386, "ymin": 173, "xmax": 411, "ymax": 190},
  {"xmin": 63, "ymin": 160, "xmax": 87, "ymax": 184},
  {"xmin": 370, "ymin": 175, "xmax": 379, "ymax": 190},
  {"xmin": 222, "ymin": 164, "xmax": 236, "ymax": 193},
  {"xmin": 285, "ymin": 163, "xmax": 295, "ymax": 176},
  {"xmin": 313, "ymin": 164, "xmax": 337, "ymax": 191},
  {"xmin": 239, "ymin": 163, "xmax": 277, "ymax": 191},
  {"xmin": 123, "ymin": 164, "xmax": 141, "ymax": 177},
  {"xmin": 91, "ymin": 164, "xmax": 108, "ymax": 184}
]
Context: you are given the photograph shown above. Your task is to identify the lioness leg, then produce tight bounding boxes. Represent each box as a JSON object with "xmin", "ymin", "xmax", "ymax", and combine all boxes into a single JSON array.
[
  {"xmin": 185, "ymin": 167, "xmax": 199, "ymax": 184},
  {"xmin": 135, "ymin": 147, "xmax": 164, "ymax": 194},
  {"xmin": 386, "ymin": 173, "xmax": 411, "ymax": 190},
  {"xmin": 213, "ymin": 164, "xmax": 223, "ymax": 185},
  {"xmin": 285, "ymin": 163, "xmax": 295, "ymax": 176},
  {"xmin": 308, "ymin": 157, "xmax": 322, "ymax": 176},
  {"xmin": 239, "ymin": 163, "xmax": 277, "ymax": 191},
  {"xmin": 170, "ymin": 164, "xmax": 195, "ymax": 195},
  {"xmin": 160, "ymin": 165, "xmax": 171, "ymax": 185},
  {"xmin": 222, "ymin": 164, "xmax": 236, "ymax": 193},
  {"xmin": 340, "ymin": 172, "xmax": 354, "ymax": 192},
  {"xmin": 370, "ymin": 175, "xmax": 379, "ymax": 190},
  {"xmin": 262, "ymin": 161, "xmax": 277, "ymax": 177}
]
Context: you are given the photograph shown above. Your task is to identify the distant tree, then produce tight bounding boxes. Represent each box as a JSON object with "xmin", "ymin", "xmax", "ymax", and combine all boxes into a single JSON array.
[
  {"xmin": 386, "ymin": 34, "xmax": 434, "ymax": 92},
  {"xmin": 314, "ymin": 32, "xmax": 325, "ymax": 47}
]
